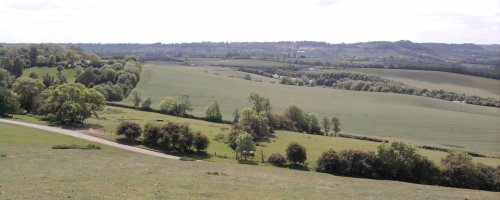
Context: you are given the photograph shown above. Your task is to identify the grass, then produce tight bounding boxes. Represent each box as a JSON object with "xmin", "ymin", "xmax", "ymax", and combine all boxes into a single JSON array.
[
  {"xmin": 120, "ymin": 62, "xmax": 500, "ymax": 156},
  {"xmin": 14, "ymin": 106, "xmax": 500, "ymax": 167},
  {"xmin": 333, "ymin": 68, "xmax": 500, "ymax": 98},
  {"xmin": 22, "ymin": 66, "xmax": 77, "ymax": 83},
  {"xmin": 187, "ymin": 58, "xmax": 292, "ymax": 67},
  {"xmin": 1, "ymin": 122, "xmax": 499, "ymax": 199}
]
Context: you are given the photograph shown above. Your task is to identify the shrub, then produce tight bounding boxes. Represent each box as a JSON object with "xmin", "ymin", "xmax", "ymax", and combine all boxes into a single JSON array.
[
  {"xmin": 143, "ymin": 123, "xmax": 161, "ymax": 145},
  {"xmin": 475, "ymin": 163, "xmax": 500, "ymax": 191},
  {"xmin": 116, "ymin": 121, "xmax": 142, "ymax": 141},
  {"xmin": 178, "ymin": 125, "xmax": 195, "ymax": 151},
  {"xmin": 52, "ymin": 144, "xmax": 101, "ymax": 150},
  {"xmin": 316, "ymin": 149, "xmax": 338, "ymax": 173},
  {"xmin": 267, "ymin": 153, "xmax": 287, "ymax": 166},
  {"xmin": 411, "ymin": 156, "xmax": 440, "ymax": 184},
  {"xmin": 193, "ymin": 132, "xmax": 210, "ymax": 152},
  {"xmin": 286, "ymin": 142, "xmax": 307, "ymax": 165},
  {"xmin": 441, "ymin": 151, "xmax": 478, "ymax": 189},
  {"xmin": 376, "ymin": 141, "xmax": 421, "ymax": 181}
]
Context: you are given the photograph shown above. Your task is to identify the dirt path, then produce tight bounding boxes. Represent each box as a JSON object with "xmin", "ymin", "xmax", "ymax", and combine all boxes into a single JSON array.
[{"xmin": 0, "ymin": 119, "xmax": 180, "ymax": 160}]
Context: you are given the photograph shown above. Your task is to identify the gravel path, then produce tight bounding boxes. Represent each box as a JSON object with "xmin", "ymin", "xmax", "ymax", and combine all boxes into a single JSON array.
[{"xmin": 0, "ymin": 119, "xmax": 180, "ymax": 160}]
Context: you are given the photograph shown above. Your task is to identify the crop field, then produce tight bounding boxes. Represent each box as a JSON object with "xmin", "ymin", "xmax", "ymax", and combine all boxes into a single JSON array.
[
  {"xmin": 120, "ymin": 62, "xmax": 500, "ymax": 156},
  {"xmin": 334, "ymin": 68, "xmax": 500, "ymax": 98},
  {"xmin": 3, "ymin": 122, "xmax": 499, "ymax": 199},
  {"xmin": 21, "ymin": 66, "xmax": 77, "ymax": 83}
]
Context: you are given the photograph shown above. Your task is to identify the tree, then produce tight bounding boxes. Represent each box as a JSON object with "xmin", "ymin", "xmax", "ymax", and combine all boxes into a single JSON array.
[
  {"xmin": 42, "ymin": 73, "xmax": 55, "ymax": 88},
  {"xmin": 143, "ymin": 123, "xmax": 161, "ymax": 145},
  {"xmin": 178, "ymin": 127, "xmax": 195, "ymax": 151},
  {"xmin": 116, "ymin": 121, "xmax": 142, "ymax": 141},
  {"xmin": 283, "ymin": 104, "xmax": 306, "ymax": 131},
  {"xmin": 205, "ymin": 100, "xmax": 222, "ymax": 122},
  {"xmin": 13, "ymin": 78, "xmax": 44, "ymax": 112},
  {"xmin": 130, "ymin": 89, "xmax": 141, "ymax": 109},
  {"xmin": 321, "ymin": 116, "xmax": 332, "ymax": 136},
  {"xmin": 286, "ymin": 142, "xmax": 307, "ymax": 165},
  {"xmin": 12, "ymin": 57, "xmax": 25, "ymax": 77},
  {"xmin": 141, "ymin": 97, "xmax": 152, "ymax": 110},
  {"xmin": 29, "ymin": 46, "xmax": 38, "ymax": 67},
  {"xmin": 75, "ymin": 68, "xmax": 97, "ymax": 87},
  {"xmin": 247, "ymin": 92, "xmax": 271, "ymax": 115},
  {"xmin": 239, "ymin": 108, "xmax": 269, "ymax": 138},
  {"xmin": 0, "ymin": 88, "xmax": 20, "ymax": 116},
  {"xmin": 232, "ymin": 109, "xmax": 240, "ymax": 123},
  {"xmin": 332, "ymin": 117, "xmax": 341, "ymax": 136},
  {"xmin": 376, "ymin": 141, "xmax": 421, "ymax": 181},
  {"xmin": 193, "ymin": 132, "xmax": 209, "ymax": 152},
  {"xmin": 305, "ymin": 113, "xmax": 321, "ymax": 134},
  {"xmin": 177, "ymin": 95, "xmax": 193, "ymax": 116},
  {"xmin": 47, "ymin": 83, "xmax": 105, "ymax": 124},
  {"xmin": 235, "ymin": 133, "xmax": 255, "ymax": 160},
  {"xmin": 160, "ymin": 97, "xmax": 175, "ymax": 113},
  {"xmin": 0, "ymin": 69, "xmax": 12, "ymax": 88},
  {"xmin": 48, "ymin": 55, "xmax": 56, "ymax": 66},
  {"xmin": 267, "ymin": 153, "xmax": 287, "ymax": 166},
  {"xmin": 441, "ymin": 151, "xmax": 477, "ymax": 188}
]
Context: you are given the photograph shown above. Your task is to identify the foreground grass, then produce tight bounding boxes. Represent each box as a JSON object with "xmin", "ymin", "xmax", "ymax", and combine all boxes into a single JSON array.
[
  {"xmin": 1, "ymin": 122, "xmax": 499, "ymax": 200},
  {"xmin": 121, "ymin": 62, "xmax": 500, "ymax": 155},
  {"xmin": 22, "ymin": 66, "xmax": 76, "ymax": 83},
  {"xmin": 14, "ymin": 106, "xmax": 500, "ymax": 167}
]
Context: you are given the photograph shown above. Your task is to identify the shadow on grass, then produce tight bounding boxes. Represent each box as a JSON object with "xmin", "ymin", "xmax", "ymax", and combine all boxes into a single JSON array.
[
  {"xmin": 237, "ymin": 160, "xmax": 258, "ymax": 165},
  {"xmin": 287, "ymin": 163, "xmax": 310, "ymax": 171}
]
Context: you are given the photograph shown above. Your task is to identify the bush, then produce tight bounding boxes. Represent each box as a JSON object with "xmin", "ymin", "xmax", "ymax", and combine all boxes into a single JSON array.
[
  {"xmin": 116, "ymin": 121, "xmax": 142, "ymax": 141},
  {"xmin": 143, "ymin": 123, "xmax": 161, "ymax": 145},
  {"xmin": 193, "ymin": 132, "xmax": 210, "ymax": 152},
  {"xmin": 376, "ymin": 141, "xmax": 421, "ymax": 181},
  {"xmin": 178, "ymin": 126, "xmax": 195, "ymax": 151},
  {"xmin": 316, "ymin": 149, "xmax": 338, "ymax": 173},
  {"xmin": 52, "ymin": 144, "xmax": 101, "ymax": 150},
  {"xmin": 286, "ymin": 142, "xmax": 307, "ymax": 165},
  {"xmin": 267, "ymin": 153, "xmax": 287, "ymax": 166},
  {"xmin": 441, "ymin": 151, "xmax": 478, "ymax": 189},
  {"xmin": 475, "ymin": 164, "xmax": 500, "ymax": 191},
  {"xmin": 412, "ymin": 156, "xmax": 440, "ymax": 184}
]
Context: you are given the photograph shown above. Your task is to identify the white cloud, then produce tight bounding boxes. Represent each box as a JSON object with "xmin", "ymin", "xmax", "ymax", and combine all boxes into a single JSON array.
[{"xmin": 0, "ymin": 0, "xmax": 498, "ymax": 44}]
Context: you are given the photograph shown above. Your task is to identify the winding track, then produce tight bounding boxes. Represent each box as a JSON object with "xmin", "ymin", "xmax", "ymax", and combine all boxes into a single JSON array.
[{"xmin": 0, "ymin": 119, "xmax": 180, "ymax": 160}]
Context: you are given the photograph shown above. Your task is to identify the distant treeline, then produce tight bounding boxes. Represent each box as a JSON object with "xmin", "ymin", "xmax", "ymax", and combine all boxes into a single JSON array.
[{"xmin": 239, "ymin": 67, "xmax": 500, "ymax": 108}]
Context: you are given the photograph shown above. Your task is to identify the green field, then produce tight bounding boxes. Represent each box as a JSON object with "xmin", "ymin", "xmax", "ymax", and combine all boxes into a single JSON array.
[
  {"xmin": 188, "ymin": 58, "xmax": 292, "ymax": 67},
  {"xmin": 120, "ymin": 62, "xmax": 500, "ymax": 156},
  {"xmin": 22, "ymin": 66, "xmax": 77, "ymax": 83},
  {"xmin": 2, "ymin": 122, "xmax": 499, "ymax": 199},
  {"xmin": 335, "ymin": 68, "xmax": 500, "ymax": 98}
]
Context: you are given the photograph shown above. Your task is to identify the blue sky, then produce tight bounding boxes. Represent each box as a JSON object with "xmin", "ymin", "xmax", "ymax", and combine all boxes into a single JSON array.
[{"xmin": 0, "ymin": 0, "xmax": 498, "ymax": 44}]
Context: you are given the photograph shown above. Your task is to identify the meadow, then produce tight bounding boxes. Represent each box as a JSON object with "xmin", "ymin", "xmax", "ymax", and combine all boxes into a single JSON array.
[
  {"xmin": 21, "ymin": 66, "xmax": 77, "ymax": 83},
  {"xmin": 120, "ymin": 62, "xmax": 500, "ymax": 156},
  {"xmin": 335, "ymin": 68, "xmax": 500, "ymax": 98},
  {"xmin": 1, "ymin": 122, "xmax": 499, "ymax": 199}
]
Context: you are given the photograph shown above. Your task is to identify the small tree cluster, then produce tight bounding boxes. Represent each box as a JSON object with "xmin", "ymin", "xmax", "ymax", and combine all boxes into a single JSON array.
[
  {"xmin": 140, "ymin": 122, "xmax": 210, "ymax": 152},
  {"xmin": 116, "ymin": 121, "xmax": 142, "ymax": 141},
  {"xmin": 160, "ymin": 95, "xmax": 193, "ymax": 116}
]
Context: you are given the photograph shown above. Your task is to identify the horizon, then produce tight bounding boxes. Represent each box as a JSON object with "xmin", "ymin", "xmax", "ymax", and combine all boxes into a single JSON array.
[{"xmin": 1, "ymin": 0, "xmax": 499, "ymax": 44}]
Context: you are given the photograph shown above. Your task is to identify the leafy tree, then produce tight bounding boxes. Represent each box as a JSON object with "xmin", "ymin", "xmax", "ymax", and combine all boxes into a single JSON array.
[
  {"xmin": 42, "ymin": 73, "xmax": 55, "ymax": 88},
  {"xmin": 205, "ymin": 100, "xmax": 222, "ymax": 122},
  {"xmin": 13, "ymin": 78, "xmax": 44, "ymax": 112},
  {"xmin": 441, "ymin": 151, "xmax": 477, "ymax": 188},
  {"xmin": 29, "ymin": 47, "xmax": 37, "ymax": 67},
  {"xmin": 130, "ymin": 89, "xmax": 141, "ymax": 109},
  {"xmin": 283, "ymin": 104, "xmax": 306, "ymax": 131},
  {"xmin": 193, "ymin": 132, "xmax": 209, "ymax": 152},
  {"xmin": 176, "ymin": 95, "xmax": 193, "ymax": 116},
  {"xmin": 178, "ymin": 127, "xmax": 195, "ymax": 151},
  {"xmin": 267, "ymin": 153, "xmax": 287, "ymax": 166},
  {"xmin": 160, "ymin": 97, "xmax": 175, "ymax": 113},
  {"xmin": 332, "ymin": 117, "xmax": 341, "ymax": 136},
  {"xmin": 48, "ymin": 55, "xmax": 56, "ymax": 66},
  {"xmin": 0, "ymin": 69, "xmax": 12, "ymax": 88},
  {"xmin": 376, "ymin": 141, "xmax": 421, "ymax": 181},
  {"xmin": 143, "ymin": 123, "xmax": 161, "ymax": 145},
  {"xmin": 75, "ymin": 68, "xmax": 97, "ymax": 87},
  {"xmin": 286, "ymin": 142, "xmax": 307, "ymax": 165},
  {"xmin": 141, "ymin": 97, "xmax": 152, "ymax": 110},
  {"xmin": 116, "ymin": 121, "xmax": 142, "ymax": 141},
  {"xmin": 232, "ymin": 109, "xmax": 240, "ymax": 123},
  {"xmin": 247, "ymin": 92, "xmax": 271, "ymax": 115},
  {"xmin": 47, "ymin": 83, "xmax": 105, "ymax": 124},
  {"xmin": 321, "ymin": 116, "xmax": 332, "ymax": 136},
  {"xmin": 235, "ymin": 132, "xmax": 255, "ymax": 160},
  {"xmin": 305, "ymin": 113, "xmax": 321, "ymax": 134},
  {"xmin": 12, "ymin": 57, "xmax": 25, "ymax": 77},
  {"xmin": 239, "ymin": 108, "xmax": 269, "ymax": 138},
  {"xmin": 0, "ymin": 88, "xmax": 20, "ymax": 116}
]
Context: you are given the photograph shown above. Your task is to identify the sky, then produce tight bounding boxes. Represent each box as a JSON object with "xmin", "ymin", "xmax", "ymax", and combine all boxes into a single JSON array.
[{"xmin": 0, "ymin": 0, "xmax": 499, "ymax": 44}]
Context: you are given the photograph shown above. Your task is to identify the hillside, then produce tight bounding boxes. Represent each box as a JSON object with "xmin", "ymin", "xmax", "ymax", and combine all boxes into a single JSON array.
[
  {"xmin": 1, "ymin": 122, "xmax": 499, "ymax": 199},
  {"xmin": 119, "ymin": 62, "xmax": 500, "ymax": 155}
]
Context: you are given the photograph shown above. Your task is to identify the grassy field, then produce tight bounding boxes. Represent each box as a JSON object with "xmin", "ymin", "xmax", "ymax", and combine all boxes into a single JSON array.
[
  {"xmin": 121, "ymin": 62, "xmax": 500, "ymax": 156},
  {"xmin": 14, "ymin": 105, "xmax": 500, "ymax": 167},
  {"xmin": 188, "ymin": 58, "xmax": 293, "ymax": 67},
  {"xmin": 334, "ymin": 68, "xmax": 500, "ymax": 98},
  {"xmin": 2, "ymin": 122, "xmax": 499, "ymax": 199},
  {"xmin": 22, "ymin": 66, "xmax": 77, "ymax": 83}
]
